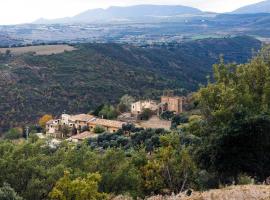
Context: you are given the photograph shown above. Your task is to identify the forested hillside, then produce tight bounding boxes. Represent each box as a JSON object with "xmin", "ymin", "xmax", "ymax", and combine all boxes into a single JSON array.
[
  {"xmin": 1, "ymin": 40, "xmax": 270, "ymax": 200},
  {"xmin": 0, "ymin": 36, "xmax": 261, "ymax": 132}
]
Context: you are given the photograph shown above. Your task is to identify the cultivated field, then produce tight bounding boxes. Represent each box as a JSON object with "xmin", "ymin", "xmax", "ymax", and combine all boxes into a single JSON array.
[{"xmin": 0, "ymin": 44, "xmax": 76, "ymax": 55}]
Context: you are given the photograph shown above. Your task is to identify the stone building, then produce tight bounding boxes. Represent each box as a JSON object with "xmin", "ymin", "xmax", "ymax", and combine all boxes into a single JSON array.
[
  {"xmin": 87, "ymin": 118, "xmax": 126, "ymax": 133},
  {"xmin": 131, "ymin": 100, "xmax": 158, "ymax": 115},
  {"xmin": 46, "ymin": 113, "xmax": 126, "ymax": 136},
  {"xmin": 160, "ymin": 96, "xmax": 184, "ymax": 114}
]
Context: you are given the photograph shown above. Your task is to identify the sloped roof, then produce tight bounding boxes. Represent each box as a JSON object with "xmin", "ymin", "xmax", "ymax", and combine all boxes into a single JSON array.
[
  {"xmin": 88, "ymin": 118, "xmax": 126, "ymax": 128},
  {"xmin": 70, "ymin": 114, "xmax": 94, "ymax": 122}
]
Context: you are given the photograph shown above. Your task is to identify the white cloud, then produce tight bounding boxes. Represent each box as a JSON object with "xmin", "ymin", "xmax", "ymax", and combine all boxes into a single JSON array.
[{"xmin": 0, "ymin": 0, "xmax": 264, "ymax": 25}]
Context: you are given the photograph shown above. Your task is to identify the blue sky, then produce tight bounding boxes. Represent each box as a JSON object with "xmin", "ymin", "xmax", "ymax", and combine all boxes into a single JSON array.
[{"xmin": 0, "ymin": 0, "xmax": 264, "ymax": 25}]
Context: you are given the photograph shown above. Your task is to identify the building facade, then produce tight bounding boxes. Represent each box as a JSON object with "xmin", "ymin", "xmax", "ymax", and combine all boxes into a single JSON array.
[
  {"xmin": 160, "ymin": 96, "xmax": 184, "ymax": 114},
  {"xmin": 46, "ymin": 113, "xmax": 126, "ymax": 136},
  {"xmin": 131, "ymin": 100, "xmax": 158, "ymax": 115}
]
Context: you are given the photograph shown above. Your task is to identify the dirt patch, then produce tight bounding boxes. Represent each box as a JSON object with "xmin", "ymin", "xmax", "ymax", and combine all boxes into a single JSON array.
[
  {"xmin": 139, "ymin": 116, "xmax": 171, "ymax": 130},
  {"xmin": 147, "ymin": 185, "xmax": 270, "ymax": 200},
  {"xmin": 0, "ymin": 45, "xmax": 76, "ymax": 55}
]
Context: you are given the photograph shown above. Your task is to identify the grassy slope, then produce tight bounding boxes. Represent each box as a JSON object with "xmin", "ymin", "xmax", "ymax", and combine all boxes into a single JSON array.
[
  {"xmin": 0, "ymin": 36, "xmax": 261, "ymax": 132},
  {"xmin": 146, "ymin": 185, "xmax": 270, "ymax": 200}
]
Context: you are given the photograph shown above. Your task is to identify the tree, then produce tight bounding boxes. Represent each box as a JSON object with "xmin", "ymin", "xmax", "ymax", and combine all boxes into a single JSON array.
[
  {"xmin": 158, "ymin": 133, "xmax": 197, "ymax": 193},
  {"xmin": 160, "ymin": 111, "xmax": 175, "ymax": 120},
  {"xmin": 81, "ymin": 126, "xmax": 90, "ymax": 133},
  {"xmin": 71, "ymin": 127, "xmax": 78, "ymax": 135},
  {"xmin": 49, "ymin": 171, "xmax": 107, "ymax": 200},
  {"xmin": 59, "ymin": 125, "xmax": 70, "ymax": 138},
  {"xmin": 118, "ymin": 95, "xmax": 135, "ymax": 112},
  {"xmin": 4, "ymin": 128, "xmax": 22, "ymax": 140},
  {"xmin": 98, "ymin": 149, "xmax": 142, "ymax": 198},
  {"xmin": 98, "ymin": 105, "xmax": 119, "ymax": 119},
  {"xmin": 5, "ymin": 49, "xmax": 11, "ymax": 57},
  {"xmin": 171, "ymin": 114, "xmax": 189, "ymax": 129},
  {"xmin": 0, "ymin": 183, "xmax": 23, "ymax": 200},
  {"xmin": 93, "ymin": 126, "xmax": 105, "ymax": 134},
  {"xmin": 38, "ymin": 115, "xmax": 53, "ymax": 129},
  {"xmin": 138, "ymin": 108, "xmax": 153, "ymax": 120},
  {"xmin": 197, "ymin": 49, "xmax": 270, "ymax": 183}
]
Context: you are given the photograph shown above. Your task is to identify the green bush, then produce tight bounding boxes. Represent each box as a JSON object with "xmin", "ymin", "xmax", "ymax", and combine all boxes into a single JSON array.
[
  {"xmin": 4, "ymin": 128, "xmax": 21, "ymax": 140},
  {"xmin": 138, "ymin": 108, "xmax": 153, "ymax": 120},
  {"xmin": 94, "ymin": 125, "xmax": 106, "ymax": 134},
  {"xmin": 238, "ymin": 174, "xmax": 254, "ymax": 185},
  {"xmin": 0, "ymin": 183, "xmax": 23, "ymax": 200}
]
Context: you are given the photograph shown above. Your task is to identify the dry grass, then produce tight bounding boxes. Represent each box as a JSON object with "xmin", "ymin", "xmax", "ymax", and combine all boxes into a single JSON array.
[
  {"xmin": 138, "ymin": 116, "xmax": 172, "ymax": 130},
  {"xmin": 0, "ymin": 45, "xmax": 76, "ymax": 55},
  {"xmin": 111, "ymin": 185, "xmax": 270, "ymax": 200}
]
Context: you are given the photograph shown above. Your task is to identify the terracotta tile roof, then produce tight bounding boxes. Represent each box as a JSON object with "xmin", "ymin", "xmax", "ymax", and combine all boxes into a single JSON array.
[
  {"xmin": 70, "ymin": 114, "xmax": 94, "ymax": 122},
  {"xmin": 88, "ymin": 118, "xmax": 126, "ymax": 128}
]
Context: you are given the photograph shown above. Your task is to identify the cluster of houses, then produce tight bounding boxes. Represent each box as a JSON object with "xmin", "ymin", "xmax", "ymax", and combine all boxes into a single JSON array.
[
  {"xmin": 131, "ymin": 95, "xmax": 184, "ymax": 116},
  {"xmin": 46, "ymin": 114, "xmax": 126, "ymax": 141},
  {"xmin": 46, "ymin": 95, "xmax": 185, "ymax": 142}
]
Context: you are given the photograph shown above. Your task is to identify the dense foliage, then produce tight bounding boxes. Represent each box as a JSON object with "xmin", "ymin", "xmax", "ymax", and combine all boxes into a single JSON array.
[
  {"xmin": 0, "ymin": 36, "xmax": 261, "ymax": 133},
  {"xmin": 1, "ymin": 46, "xmax": 270, "ymax": 199},
  {"xmin": 0, "ymin": 131, "xmax": 197, "ymax": 199},
  {"xmin": 195, "ymin": 47, "xmax": 270, "ymax": 183}
]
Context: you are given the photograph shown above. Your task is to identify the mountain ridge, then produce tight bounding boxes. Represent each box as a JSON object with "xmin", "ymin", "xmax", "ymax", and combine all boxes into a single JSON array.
[
  {"xmin": 232, "ymin": 0, "xmax": 270, "ymax": 14},
  {"xmin": 34, "ymin": 4, "xmax": 203, "ymax": 24}
]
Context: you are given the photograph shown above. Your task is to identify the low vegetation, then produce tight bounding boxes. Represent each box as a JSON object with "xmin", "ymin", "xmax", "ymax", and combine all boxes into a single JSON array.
[{"xmin": 1, "ymin": 46, "xmax": 270, "ymax": 199}]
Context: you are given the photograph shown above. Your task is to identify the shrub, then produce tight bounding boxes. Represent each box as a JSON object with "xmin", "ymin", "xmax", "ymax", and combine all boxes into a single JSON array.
[
  {"xmin": 138, "ymin": 108, "xmax": 153, "ymax": 120},
  {"xmin": 94, "ymin": 125, "xmax": 106, "ymax": 134},
  {"xmin": 0, "ymin": 183, "xmax": 23, "ymax": 200},
  {"xmin": 238, "ymin": 174, "xmax": 254, "ymax": 185},
  {"xmin": 4, "ymin": 128, "xmax": 21, "ymax": 140}
]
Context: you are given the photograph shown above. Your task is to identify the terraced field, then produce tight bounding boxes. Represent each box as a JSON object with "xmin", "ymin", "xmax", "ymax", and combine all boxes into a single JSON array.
[{"xmin": 0, "ymin": 44, "xmax": 76, "ymax": 55}]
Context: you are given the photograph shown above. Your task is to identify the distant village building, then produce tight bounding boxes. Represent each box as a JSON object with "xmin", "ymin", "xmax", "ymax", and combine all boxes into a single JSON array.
[
  {"xmin": 131, "ymin": 100, "xmax": 158, "ymax": 115},
  {"xmin": 160, "ymin": 96, "xmax": 185, "ymax": 114},
  {"xmin": 46, "ymin": 113, "xmax": 126, "ymax": 137},
  {"xmin": 61, "ymin": 114, "xmax": 94, "ymax": 129},
  {"xmin": 88, "ymin": 118, "xmax": 126, "ymax": 133},
  {"xmin": 67, "ymin": 131, "xmax": 98, "ymax": 143},
  {"xmin": 46, "ymin": 119, "xmax": 61, "ymax": 134}
]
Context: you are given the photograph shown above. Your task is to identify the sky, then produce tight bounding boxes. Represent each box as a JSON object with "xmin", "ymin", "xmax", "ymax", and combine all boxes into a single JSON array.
[{"xmin": 0, "ymin": 0, "xmax": 265, "ymax": 25}]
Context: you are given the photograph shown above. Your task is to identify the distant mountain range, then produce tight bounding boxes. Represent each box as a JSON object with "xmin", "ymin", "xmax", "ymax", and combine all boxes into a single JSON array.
[
  {"xmin": 34, "ymin": 5, "xmax": 205, "ymax": 24},
  {"xmin": 33, "ymin": 2, "xmax": 270, "ymax": 24},
  {"xmin": 232, "ymin": 0, "xmax": 270, "ymax": 14}
]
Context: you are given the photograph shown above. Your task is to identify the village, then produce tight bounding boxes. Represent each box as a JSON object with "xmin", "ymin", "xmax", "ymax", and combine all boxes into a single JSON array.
[{"xmin": 46, "ymin": 94, "xmax": 186, "ymax": 142}]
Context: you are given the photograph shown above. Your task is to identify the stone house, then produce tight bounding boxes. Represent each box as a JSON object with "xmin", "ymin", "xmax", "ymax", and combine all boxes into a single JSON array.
[
  {"xmin": 61, "ymin": 114, "xmax": 94, "ymax": 129},
  {"xmin": 46, "ymin": 119, "xmax": 61, "ymax": 134},
  {"xmin": 131, "ymin": 100, "xmax": 158, "ymax": 115},
  {"xmin": 160, "ymin": 96, "xmax": 185, "ymax": 114},
  {"xmin": 87, "ymin": 118, "xmax": 126, "ymax": 133},
  {"xmin": 46, "ymin": 113, "xmax": 126, "ymax": 136}
]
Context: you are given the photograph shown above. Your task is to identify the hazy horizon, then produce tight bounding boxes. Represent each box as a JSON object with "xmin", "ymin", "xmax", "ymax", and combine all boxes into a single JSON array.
[{"xmin": 0, "ymin": 0, "xmax": 265, "ymax": 25}]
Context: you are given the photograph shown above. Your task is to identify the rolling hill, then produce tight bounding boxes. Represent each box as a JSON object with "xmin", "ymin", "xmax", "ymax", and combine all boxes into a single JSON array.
[
  {"xmin": 34, "ymin": 5, "xmax": 203, "ymax": 24},
  {"xmin": 0, "ymin": 36, "xmax": 261, "ymax": 132},
  {"xmin": 232, "ymin": 0, "xmax": 270, "ymax": 14}
]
